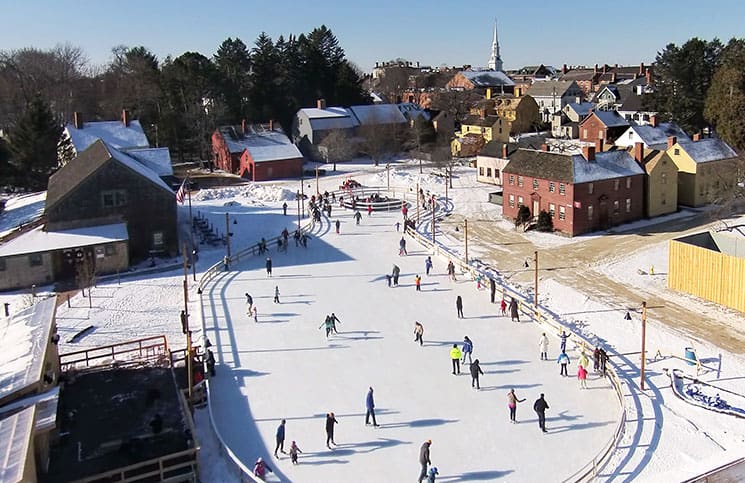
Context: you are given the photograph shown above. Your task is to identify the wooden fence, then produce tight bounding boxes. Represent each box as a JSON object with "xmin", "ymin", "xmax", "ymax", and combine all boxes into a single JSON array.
[{"xmin": 59, "ymin": 335, "xmax": 169, "ymax": 371}]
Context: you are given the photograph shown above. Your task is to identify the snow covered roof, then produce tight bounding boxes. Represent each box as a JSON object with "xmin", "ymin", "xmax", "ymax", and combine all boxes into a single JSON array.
[
  {"xmin": 566, "ymin": 102, "xmax": 595, "ymax": 117},
  {"xmin": 298, "ymin": 107, "xmax": 359, "ymax": 131},
  {"xmin": 584, "ymin": 110, "xmax": 629, "ymax": 128},
  {"xmin": 504, "ymin": 148, "xmax": 644, "ymax": 183},
  {"xmin": 571, "ymin": 149, "xmax": 645, "ymax": 183},
  {"xmin": 0, "ymin": 223, "xmax": 128, "ymax": 257},
  {"xmin": 0, "ymin": 297, "xmax": 56, "ymax": 403},
  {"xmin": 243, "ymin": 129, "xmax": 303, "ymax": 163},
  {"xmin": 0, "ymin": 405, "xmax": 35, "ymax": 483},
  {"xmin": 527, "ymin": 80, "xmax": 578, "ymax": 98},
  {"xmin": 460, "ymin": 70, "xmax": 515, "ymax": 88},
  {"xmin": 677, "ymin": 138, "xmax": 738, "ymax": 163},
  {"xmin": 65, "ymin": 120, "xmax": 149, "ymax": 153},
  {"xmin": 397, "ymin": 103, "xmax": 431, "ymax": 122},
  {"xmin": 107, "ymin": 143, "xmax": 174, "ymax": 192},
  {"xmin": 301, "ymin": 107, "xmax": 352, "ymax": 119},
  {"xmin": 616, "ymin": 123, "xmax": 690, "ymax": 149},
  {"xmin": 124, "ymin": 147, "xmax": 174, "ymax": 176},
  {"xmin": 349, "ymin": 104, "xmax": 407, "ymax": 125}
]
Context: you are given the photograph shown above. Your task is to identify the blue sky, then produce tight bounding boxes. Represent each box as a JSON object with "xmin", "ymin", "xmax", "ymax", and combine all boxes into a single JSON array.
[{"xmin": 2, "ymin": 0, "xmax": 744, "ymax": 72}]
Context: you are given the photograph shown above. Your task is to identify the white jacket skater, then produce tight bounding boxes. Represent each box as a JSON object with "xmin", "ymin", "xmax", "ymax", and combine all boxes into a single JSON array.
[{"xmin": 538, "ymin": 333, "xmax": 549, "ymax": 360}]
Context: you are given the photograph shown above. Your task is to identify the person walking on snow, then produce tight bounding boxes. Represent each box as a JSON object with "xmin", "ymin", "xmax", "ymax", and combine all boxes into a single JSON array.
[
  {"xmin": 273, "ymin": 285, "xmax": 280, "ymax": 303},
  {"xmin": 593, "ymin": 346, "xmax": 601, "ymax": 373},
  {"xmin": 447, "ymin": 260, "xmax": 457, "ymax": 281},
  {"xmin": 456, "ymin": 295, "xmax": 464, "ymax": 318},
  {"xmin": 462, "ymin": 336, "xmax": 473, "ymax": 364},
  {"xmin": 450, "ymin": 344, "xmax": 462, "ymax": 375},
  {"xmin": 415, "ymin": 275, "xmax": 422, "ymax": 291},
  {"xmin": 578, "ymin": 364, "xmax": 588, "ymax": 389},
  {"xmin": 253, "ymin": 458, "xmax": 273, "ymax": 480},
  {"xmin": 509, "ymin": 298, "xmax": 520, "ymax": 322},
  {"xmin": 559, "ymin": 331, "xmax": 571, "ymax": 352},
  {"xmin": 418, "ymin": 440, "xmax": 432, "ymax": 483},
  {"xmin": 365, "ymin": 387, "xmax": 379, "ymax": 426},
  {"xmin": 245, "ymin": 293, "xmax": 253, "ymax": 314},
  {"xmin": 329, "ymin": 313, "xmax": 341, "ymax": 334},
  {"xmin": 470, "ymin": 359, "xmax": 484, "ymax": 389},
  {"xmin": 354, "ymin": 210, "xmax": 362, "ymax": 225},
  {"xmin": 265, "ymin": 257, "xmax": 272, "ymax": 276},
  {"xmin": 489, "ymin": 277, "xmax": 496, "ymax": 303},
  {"xmin": 500, "ymin": 298, "xmax": 507, "ymax": 316},
  {"xmin": 274, "ymin": 419, "xmax": 286, "ymax": 457},
  {"xmin": 599, "ymin": 347, "xmax": 609, "ymax": 376},
  {"xmin": 425, "ymin": 256, "xmax": 433, "ymax": 275},
  {"xmin": 507, "ymin": 388, "xmax": 526, "ymax": 423},
  {"xmin": 282, "ymin": 202, "xmax": 288, "ymax": 215},
  {"xmin": 335, "ymin": 219, "xmax": 341, "ymax": 234},
  {"xmin": 319, "ymin": 316, "xmax": 334, "ymax": 338},
  {"xmin": 533, "ymin": 394, "xmax": 550, "ymax": 433},
  {"xmin": 392, "ymin": 264, "xmax": 401, "ymax": 286},
  {"xmin": 395, "ymin": 221, "xmax": 401, "ymax": 232},
  {"xmin": 325, "ymin": 412, "xmax": 338, "ymax": 448},
  {"xmin": 289, "ymin": 441, "xmax": 302, "ymax": 464},
  {"xmin": 558, "ymin": 350, "xmax": 570, "ymax": 376},
  {"xmin": 538, "ymin": 333, "xmax": 549, "ymax": 360},
  {"xmin": 399, "ymin": 236, "xmax": 407, "ymax": 256},
  {"xmin": 414, "ymin": 321, "xmax": 424, "ymax": 346},
  {"xmin": 578, "ymin": 351, "xmax": 589, "ymax": 370}
]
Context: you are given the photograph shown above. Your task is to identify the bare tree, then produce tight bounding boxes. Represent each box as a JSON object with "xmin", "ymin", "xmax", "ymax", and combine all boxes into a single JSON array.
[{"xmin": 320, "ymin": 129, "xmax": 356, "ymax": 171}]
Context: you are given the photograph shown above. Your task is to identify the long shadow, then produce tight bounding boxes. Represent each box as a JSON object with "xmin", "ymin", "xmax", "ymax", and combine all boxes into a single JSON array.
[
  {"xmin": 487, "ymin": 383, "xmax": 542, "ymax": 390},
  {"xmin": 549, "ymin": 420, "xmax": 615, "ymax": 434},
  {"xmin": 229, "ymin": 368, "xmax": 270, "ymax": 378},
  {"xmin": 252, "ymin": 409, "xmax": 400, "ymax": 423},
  {"xmin": 480, "ymin": 360, "xmax": 530, "ymax": 365},
  {"xmin": 438, "ymin": 469, "xmax": 514, "ymax": 481},
  {"xmin": 483, "ymin": 369, "xmax": 520, "ymax": 375},
  {"xmin": 377, "ymin": 418, "xmax": 458, "ymax": 429},
  {"xmin": 422, "ymin": 340, "xmax": 462, "ymax": 347},
  {"xmin": 237, "ymin": 344, "xmax": 349, "ymax": 354},
  {"xmin": 332, "ymin": 437, "xmax": 410, "ymax": 455}
]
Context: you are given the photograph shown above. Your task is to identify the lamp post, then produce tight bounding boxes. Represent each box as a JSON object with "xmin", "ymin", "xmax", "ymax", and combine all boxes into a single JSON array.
[
  {"xmin": 416, "ymin": 181, "xmax": 420, "ymax": 224},
  {"xmin": 386, "ymin": 164, "xmax": 390, "ymax": 191},
  {"xmin": 464, "ymin": 219, "xmax": 468, "ymax": 265},
  {"xmin": 181, "ymin": 242, "xmax": 192, "ymax": 400},
  {"xmin": 641, "ymin": 301, "xmax": 647, "ymax": 390},
  {"xmin": 533, "ymin": 250, "xmax": 538, "ymax": 307},
  {"xmin": 315, "ymin": 163, "xmax": 320, "ymax": 195},
  {"xmin": 431, "ymin": 194, "xmax": 436, "ymax": 246},
  {"xmin": 224, "ymin": 212, "xmax": 231, "ymax": 266},
  {"xmin": 296, "ymin": 191, "xmax": 301, "ymax": 227}
]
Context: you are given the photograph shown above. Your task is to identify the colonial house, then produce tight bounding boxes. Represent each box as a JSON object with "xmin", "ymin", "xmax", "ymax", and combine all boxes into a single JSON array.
[
  {"xmin": 526, "ymin": 80, "xmax": 584, "ymax": 123},
  {"xmin": 454, "ymin": 111, "xmax": 509, "ymax": 156},
  {"xmin": 211, "ymin": 122, "xmax": 303, "ymax": 181},
  {"xmin": 451, "ymin": 133, "xmax": 485, "ymax": 158},
  {"xmin": 292, "ymin": 100, "xmax": 360, "ymax": 161},
  {"xmin": 614, "ymin": 117, "xmax": 689, "ymax": 150},
  {"xmin": 560, "ymin": 62, "xmax": 651, "ymax": 98},
  {"xmin": 446, "ymin": 70, "xmax": 515, "ymax": 96},
  {"xmin": 579, "ymin": 110, "xmax": 629, "ymax": 144},
  {"xmin": 502, "ymin": 145, "xmax": 645, "ymax": 236},
  {"xmin": 491, "ymin": 95, "xmax": 540, "ymax": 135},
  {"xmin": 551, "ymin": 101, "xmax": 595, "ymax": 138},
  {"xmin": 592, "ymin": 75, "xmax": 656, "ymax": 125},
  {"xmin": 629, "ymin": 142, "xmax": 679, "ymax": 218},
  {"xmin": 667, "ymin": 136, "xmax": 739, "ymax": 207},
  {"xmin": 476, "ymin": 141, "xmax": 518, "ymax": 186},
  {"xmin": 431, "ymin": 110, "xmax": 455, "ymax": 141}
]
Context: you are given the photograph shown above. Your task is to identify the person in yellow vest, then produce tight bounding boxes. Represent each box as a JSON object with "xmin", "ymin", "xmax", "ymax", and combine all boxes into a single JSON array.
[
  {"xmin": 450, "ymin": 344, "xmax": 462, "ymax": 375},
  {"xmin": 579, "ymin": 351, "xmax": 589, "ymax": 370}
]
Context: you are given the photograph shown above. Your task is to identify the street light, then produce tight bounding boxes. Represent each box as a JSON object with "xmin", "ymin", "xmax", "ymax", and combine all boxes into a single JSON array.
[
  {"xmin": 464, "ymin": 219, "xmax": 468, "ymax": 265},
  {"xmin": 641, "ymin": 301, "xmax": 647, "ymax": 390},
  {"xmin": 386, "ymin": 164, "xmax": 390, "ymax": 191},
  {"xmin": 534, "ymin": 251, "xmax": 539, "ymax": 307}
]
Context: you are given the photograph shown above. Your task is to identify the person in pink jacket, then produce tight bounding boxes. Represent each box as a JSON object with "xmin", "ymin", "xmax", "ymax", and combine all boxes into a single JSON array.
[{"xmin": 577, "ymin": 365, "xmax": 588, "ymax": 389}]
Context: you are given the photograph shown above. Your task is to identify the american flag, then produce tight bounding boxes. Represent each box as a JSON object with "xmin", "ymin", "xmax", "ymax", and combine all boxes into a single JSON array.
[{"xmin": 175, "ymin": 178, "xmax": 187, "ymax": 204}]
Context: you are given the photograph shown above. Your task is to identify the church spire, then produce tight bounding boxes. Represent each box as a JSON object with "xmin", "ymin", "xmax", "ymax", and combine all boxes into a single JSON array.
[{"xmin": 488, "ymin": 19, "xmax": 503, "ymax": 72}]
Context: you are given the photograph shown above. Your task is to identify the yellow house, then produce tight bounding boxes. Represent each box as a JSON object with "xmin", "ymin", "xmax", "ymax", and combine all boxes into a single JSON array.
[
  {"xmin": 667, "ymin": 136, "xmax": 738, "ymax": 207},
  {"xmin": 629, "ymin": 142, "xmax": 678, "ymax": 218}
]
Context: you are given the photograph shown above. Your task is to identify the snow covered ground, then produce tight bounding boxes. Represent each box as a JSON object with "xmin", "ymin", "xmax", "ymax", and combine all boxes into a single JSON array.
[{"xmin": 1, "ymin": 157, "xmax": 744, "ymax": 481}]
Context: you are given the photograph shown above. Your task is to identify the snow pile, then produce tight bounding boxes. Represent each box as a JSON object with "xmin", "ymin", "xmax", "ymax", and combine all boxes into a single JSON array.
[
  {"xmin": 684, "ymin": 383, "xmax": 745, "ymax": 417},
  {"xmin": 193, "ymin": 184, "xmax": 296, "ymax": 203},
  {"xmin": 0, "ymin": 192, "xmax": 46, "ymax": 238},
  {"xmin": 368, "ymin": 169, "xmax": 446, "ymax": 189}
]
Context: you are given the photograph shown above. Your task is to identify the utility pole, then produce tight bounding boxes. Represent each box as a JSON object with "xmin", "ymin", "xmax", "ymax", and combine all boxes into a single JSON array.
[
  {"xmin": 296, "ymin": 191, "xmax": 301, "ymax": 227},
  {"xmin": 182, "ymin": 241, "xmax": 192, "ymax": 400},
  {"xmin": 431, "ymin": 194, "xmax": 436, "ymax": 246},
  {"xmin": 416, "ymin": 181, "xmax": 420, "ymax": 224},
  {"xmin": 225, "ymin": 212, "xmax": 231, "ymax": 264},
  {"xmin": 641, "ymin": 301, "xmax": 647, "ymax": 390},
  {"xmin": 464, "ymin": 219, "xmax": 468, "ymax": 265},
  {"xmin": 534, "ymin": 250, "xmax": 538, "ymax": 307},
  {"xmin": 315, "ymin": 164, "xmax": 320, "ymax": 195},
  {"xmin": 386, "ymin": 164, "xmax": 390, "ymax": 191}
]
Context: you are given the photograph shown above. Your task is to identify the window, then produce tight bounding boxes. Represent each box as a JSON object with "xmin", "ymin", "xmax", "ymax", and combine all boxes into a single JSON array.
[
  {"xmin": 479, "ymin": 167, "xmax": 484, "ymax": 176},
  {"xmin": 533, "ymin": 179, "xmax": 539, "ymax": 189},
  {"xmin": 105, "ymin": 244, "xmax": 116, "ymax": 256},
  {"xmin": 518, "ymin": 176, "xmax": 523, "ymax": 187},
  {"xmin": 29, "ymin": 253, "xmax": 42, "ymax": 267},
  {"xmin": 613, "ymin": 200, "xmax": 620, "ymax": 214},
  {"xmin": 509, "ymin": 175, "xmax": 515, "ymax": 185},
  {"xmin": 628, "ymin": 131, "xmax": 633, "ymax": 139},
  {"xmin": 559, "ymin": 206, "xmax": 566, "ymax": 220},
  {"xmin": 588, "ymin": 183, "xmax": 594, "ymax": 195},
  {"xmin": 626, "ymin": 198, "xmax": 632, "ymax": 213},
  {"xmin": 549, "ymin": 203, "xmax": 555, "ymax": 218},
  {"xmin": 674, "ymin": 148, "xmax": 680, "ymax": 155},
  {"xmin": 549, "ymin": 182, "xmax": 555, "ymax": 193},
  {"xmin": 518, "ymin": 196, "xmax": 524, "ymax": 206},
  {"xmin": 102, "ymin": 189, "xmax": 127, "ymax": 208},
  {"xmin": 0, "ymin": 258, "xmax": 5, "ymax": 271},
  {"xmin": 661, "ymin": 192, "xmax": 666, "ymax": 205},
  {"xmin": 583, "ymin": 129, "xmax": 588, "ymax": 138},
  {"xmin": 559, "ymin": 183, "xmax": 566, "ymax": 195},
  {"xmin": 661, "ymin": 173, "xmax": 667, "ymax": 185},
  {"xmin": 508, "ymin": 194, "xmax": 515, "ymax": 208},
  {"xmin": 626, "ymin": 177, "xmax": 631, "ymax": 189},
  {"xmin": 614, "ymin": 179, "xmax": 620, "ymax": 191},
  {"xmin": 486, "ymin": 168, "xmax": 492, "ymax": 177},
  {"xmin": 152, "ymin": 232, "xmax": 164, "ymax": 250},
  {"xmin": 588, "ymin": 205, "xmax": 594, "ymax": 220}
]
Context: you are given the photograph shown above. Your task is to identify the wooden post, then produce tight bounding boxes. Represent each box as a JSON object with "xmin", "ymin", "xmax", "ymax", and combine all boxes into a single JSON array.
[
  {"xmin": 464, "ymin": 219, "xmax": 468, "ymax": 265},
  {"xmin": 296, "ymin": 191, "xmax": 301, "ymax": 226},
  {"xmin": 534, "ymin": 250, "xmax": 539, "ymax": 307},
  {"xmin": 224, "ymin": 213, "xmax": 231, "ymax": 260},
  {"xmin": 315, "ymin": 164, "xmax": 320, "ymax": 195},
  {"xmin": 431, "ymin": 194, "xmax": 436, "ymax": 246},
  {"xmin": 641, "ymin": 301, "xmax": 647, "ymax": 390},
  {"xmin": 186, "ymin": 329, "xmax": 193, "ymax": 401},
  {"xmin": 445, "ymin": 168, "xmax": 449, "ymax": 201},
  {"xmin": 416, "ymin": 182, "xmax": 420, "ymax": 224},
  {"xmin": 386, "ymin": 164, "xmax": 390, "ymax": 191}
]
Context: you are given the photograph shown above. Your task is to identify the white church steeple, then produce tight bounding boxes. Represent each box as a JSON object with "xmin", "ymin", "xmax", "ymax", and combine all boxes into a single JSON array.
[{"xmin": 488, "ymin": 19, "xmax": 503, "ymax": 72}]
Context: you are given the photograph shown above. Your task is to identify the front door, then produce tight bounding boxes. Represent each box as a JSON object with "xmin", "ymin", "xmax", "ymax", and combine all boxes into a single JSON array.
[{"xmin": 532, "ymin": 200, "xmax": 540, "ymax": 218}]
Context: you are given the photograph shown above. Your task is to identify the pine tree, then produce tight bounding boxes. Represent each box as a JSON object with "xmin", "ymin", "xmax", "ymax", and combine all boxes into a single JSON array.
[
  {"xmin": 248, "ymin": 32, "xmax": 280, "ymax": 122},
  {"xmin": 536, "ymin": 210, "xmax": 554, "ymax": 232},
  {"xmin": 705, "ymin": 38, "xmax": 745, "ymax": 150},
  {"xmin": 213, "ymin": 37, "xmax": 252, "ymax": 123},
  {"xmin": 8, "ymin": 95, "xmax": 67, "ymax": 189}
]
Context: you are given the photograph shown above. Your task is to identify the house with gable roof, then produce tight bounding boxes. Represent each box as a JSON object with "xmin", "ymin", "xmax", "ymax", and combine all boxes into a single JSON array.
[
  {"xmin": 446, "ymin": 70, "xmax": 515, "ymax": 97},
  {"xmin": 292, "ymin": 100, "xmax": 360, "ymax": 161},
  {"xmin": 526, "ymin": 80, "xmax": 584, "ymax": 123},
  {"xmin": 476, "ymin": 140, "xmax": 518, "ymax": 186},
  {"xmin": 502, "ymin": 145, "xmax": 645, "ymax": 236},
  {"xmin": 667, "ymin": 136, "xmax": 739, "ymax": 207},
  {"xmin": 579, "ymin": 110, "xmax": 629, "ymax": 145},
  {"xmin": 627, "ymin": 141, "xmax": 679, "ymax": 218},
  {"xmin": 614, "ymin": 117, "xmax": 690, "ymax": 150},
  {"xmin": 551, "ymin": 101, "xmax": 595, "ymax": 138}
]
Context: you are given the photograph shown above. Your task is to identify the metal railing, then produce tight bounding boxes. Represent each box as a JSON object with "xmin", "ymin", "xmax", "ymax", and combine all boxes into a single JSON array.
[{"xmin": 59, "ymin": 335, "xmax": 169, "ymax": 371}]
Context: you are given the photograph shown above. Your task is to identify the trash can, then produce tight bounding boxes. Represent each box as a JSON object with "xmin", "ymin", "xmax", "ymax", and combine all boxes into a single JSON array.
[{"xmin": 684, "ymin": 347, "xmax": 697, "ymax": 366}]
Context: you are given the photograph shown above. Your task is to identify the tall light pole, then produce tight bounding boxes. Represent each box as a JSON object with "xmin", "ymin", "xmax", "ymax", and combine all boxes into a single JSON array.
[
  {"xmin": 386, "ymin": 164, "xmax": 390, "ymax": 191},
  {"xmin": 416, "ymin": 181, "xmax": 420, "ymax": 224},
  {"xmin": 464, "ymin": 219, "xmax": 468, "ymax": 265},
  {"xmin": 431, "ymin": 194, "xmax": 436, "ymax": 246},
  {"xmin": 181, "ymin": 242, "xmax": 192, "ymax": 400},
  {"xmin": 224, "ymin": 212, "xmax": 231, "ymax": 265},
  {"xmin": 296, "ymin": 191, "xmax": 301, "ymax": 227},
  {"xmin": 641, "ymin": 301, "xmax": 647, "ymax": 390},
  {"xmin": 315, "ymin": 164, "xmax": 320, "ymax": 195},
  {"xmin": 533, "ymin": 250, "xmax": 539, "ymax": 307}
]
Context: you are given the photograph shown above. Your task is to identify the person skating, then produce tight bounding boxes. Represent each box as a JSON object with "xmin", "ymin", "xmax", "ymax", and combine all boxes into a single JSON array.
[
  {"xmin": 578, "ymin": 351, "xmax": 589, "ymax": 370},
  {"xmin": 399, "ymin": 236, "xmax": 407, "ymax": 256},
  {"xmin": 325, "ymin": 412, "xmax": 338, "ymax": 448},
  {"xmin": 557, "ymin": 350, "xmax": 570, "ymax": 376},
  {"xmin": 578, "ymin": 365, "xmax": 588, "ymax": 389},
  {"xmin": 392, "ymin": 264, "xmax": 401, "ymax": 286},
  {"xmin": 450, "ymin": 344, "xmax": 462, "ymax": 375},
  {"xmin": 354, "ymin": 210, "xmax": 362, "ymax": 225},
  {"xmin": 415, "ymin": 275, "xmax": 422, "ymax": 291},
  {"xmin": 252, "ymin": 305, "xmax": 258, "ymax": 323},
  {"xmin": 538, "ymin": 333, "xmax": 549, "ymax": 360},
  {"xmin": 274, "ymin": 419, "xmax": 286, "ymax": 457},
  {"xmin": 559, "ymin": 331, "xmax": 571, "ymax": 352},
  {"xmin": 282, "ymin": 202, "xmax": 288, "ymax": 216},
  {"xmin": 533, "ymin": 394, "xmax": 550, "ymax": 433},
  {"xmin": 509, "ymin": 298, "xmax": 519, "ymax": 322},
  {"xmin": 418, "ymin": 439, "xmax": 432, "ymax": 483},
  {"xmin": 500, "ymin": 298, "xmax": 507, "ymax": 316},
  {"xmin": 455, "ymin": 295, "xmax": 464, "ymax": 318},
  {"xmin": 507, "ymin": 388, "xmax": 526, "ymax": 423},
  {"xmin": 273, "ymin": 285, "xmax": 280, "ymax": 303},
  {"xmin": 253, "ymin": 457, "xmax": 273, "ymax": 480},
  {"xmin": 489, "ymin": 277, "xmax": 496, "ymax": 303},
  {"xmin": 319, "ymin": 315, "xmax": 334, "ymax": 338},
  {"xmin": 447, "ymin": 260, "xmax": 457, "ymax": 281},
  {"xmin": 289, "ymin": 441, "xmax": 302, "ymax": 464},
  {"xmin": 245, "ymin": 293, "xmax": 253, "ymax": 314},
  {"xmin": 470, "ymin": 359, "xmax": 484, "ymax": 389},
  {"xmin": 385, "ymin": 274, "xmax": 392, "ymax": 287},
  {"xmin": 329, "ymin": 312, "xmax": 341, "ymax": 334},
  {"xmin": 427, "ymin": 466, "xmax": 439, "ymax": 483},
  {"xmin": 367, "ymin": 204, "xmax": 373, "ymax": 216},
  {"xmin": 425, "ymin": 256, "xmax": 433, "ymax": 275},
  {"xmin": 599, "ymin": 347, "xmax": 609, "ymax": 376},
  {"xmin": 414, "ymin": 321, "xmax": 424, "ymax": 346},
  {"xmin": 462, "ymin": 336, "xmax": 473, "ymax": 364},
  {"xmin": 365, "ymin": 387, "xmax": 379, "ymax": 426},
  {"xmin": 265, "ymin": 257, "xmax": 272, "ymax": 276},
  {"xmin": 205, "ymin": 349, "xmax": 216, "ymax": 376},
  {"xmin": 335, "ymin": 219, "xmax": 341, "ymax": 234}
]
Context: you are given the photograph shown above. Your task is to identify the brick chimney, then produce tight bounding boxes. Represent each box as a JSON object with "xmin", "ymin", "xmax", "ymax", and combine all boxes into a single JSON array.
[
  {"xmin": 639, "ymin": 62, "xmax": 645, "ymax": 75},
  {"xmin": 595, "ymin": 138, "xmax": 604, "ymax": 153},
  {"xmin": 645, "ymin": 68, "xmax": 652, "ymax": 85},
  {"xmin": 562, "ymin": 64, "xmax": 568, "ymax": 75},
  {"xmin": 611, "ymin": 72, "xmax": 617, "ymax": 83},
  {"xmin": 317, "ymin": 99, "xmax": 326, "ymax": 110},
  {"xmin": 633, "ymin": 142, "xmax": 644, "ymax": 162},
  {"xmin": 241, "ymin": 119, "xmax": 247, "ymax": 135},
  {"xmin": 602, "ymin": 64, "xmax": 607, "ymax": 74},
  {"xmin": 479, "ymin": 108, "xmax": 486, "ymax": 120},
  {"xmin": 502, "ymin": 143, "xmax": 508, "ymax": 158},
  {"xmin": 594, "ymin": 63, "xmax": 598, "ymax": 74},
  {"xmin": 693, "ymin": 132, "xmax": 701, "ymax": 141},
  {"xmin": 269, "ymin": 119, "xmax": 274, "ymax": 131},
  {"xmin": 582, "ymin": 145, "xmax": 596, "ymax": 161},
  {"xmin": 667, "ymin": 136, "xmax": 677, "ymax": 149},
  {"xmin": 122, "ymin": 109, "xmax": 129, "ymax": 127},
  {"xmin": 73, "ymin": 111, "xmax": 83, "ymax": 129},
  {"xmin": 650, "ymin": 115, "xmax": 658, "ymax": 127}
]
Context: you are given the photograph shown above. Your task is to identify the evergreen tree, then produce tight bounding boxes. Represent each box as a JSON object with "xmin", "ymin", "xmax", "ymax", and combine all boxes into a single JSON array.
[
  {"xmin": 248, "ymin": 32, "xmax": 281, "ymax": 122},
  {"xmin": 705, "ymin": 38, "xmax": 745, "ymax": 150},
  {"xmin": 7, "ymin": 94, "xmax": 67, "ymax": 189},
  {"xmin": 536, "ymin": 210, "xmax": 554, "ymax": 232},
  {"xmin": 213, "ymin": 37, "xmax": 252, "ymax": 123}
]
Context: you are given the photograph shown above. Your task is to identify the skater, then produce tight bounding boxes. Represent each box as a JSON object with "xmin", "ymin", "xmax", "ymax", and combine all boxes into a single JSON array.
[
  {"xmin": 414, "ymin": 321, "xmax": 424, "ymax": 346},
  {"xmin": 450, "ymin": 344, "xmax": 462, "ymax": 375},
  {"xmin": 557, "ymin": 350, "xmax": 570, "ymax": 376},
  {"xmin": 325, "ymin": 412, "xmax": 338, "ymax": 448},
  {"xmin": 245, "ymin": 293, "xmax": 253, "ymax": 314},
  {"xmin": 489, "ymin": 277, "xmax": 496, "ymax": 303},
  {"xmin": 282, "ymin": 202, "xmax": 288, "ymax": 215},
  {"xmin": 559, "ymin": 331, "xmax": 571, "ymax": 352},
  {"xmin": 425, "ymin": 256, "xmax": 433, "ymax": 276},
  {"xmin": 402, "ymin": 204, "xmax": 409, "ymax": 220},
  {"xmin": 455, "ymin": 295, "xmax": 464, "ymax": 318},
  {"xmin": 533, "ymin": 394, "xmax": 550, "ymax": 433},
  {"xmin": 578, "ymin": 351, "xmax": 589, "ymax": 370},
  {"xmin": 329, "ymin": 312, "xmax": 341, "ymax": 334},
  {"xmin": 395, "ymin": 221, "xmax": 401, "ymax": 232},
  {"xmin": 392, "ymin": 264, "xmax": 401, "ymax": 286},
  {"xmin": 289, "ymin": 441, "xmax": 302, "ymax": 464},
  {"xmin": 538, "ymin": 333, "xmax": 549, "ymax": 360},
  {"xmin": 274, "ymin": 419, "xmax": 286, "ymax": 457},
  {"xmin": 354, "ymin": 210, "xmax": 362, "ymax": 225},
  {"xmin": 507, "ymin": 388, "xmax": 526, "ymax": 423},
  {"xmin": 578, "ymin": 364, "xmax": 588, "ymax": 389},
  {"xmin": 447, "ymin": 260, "xmax": 457, "ymax": 281},
  {"xmin": 367, "ymin": 204, "xmax": 373, "ymax": 216},
  {"xmin": 365, "ymin": 387, "xmax": 378, "ymax": 426},
  {"xmin": 205, "ymin": 349, "xmax": 216, "ymax": 377},
  {"xmin": 253, "ymin": 457, "xmax": 273, "ymax": 480},
  {"xmin": 180, "ymin": 310, "xmax": 188, "ymax": 334},
  {"xmin": 593, "ymin": 346, "xmax": 600, "ymax": 372},
  {"xmin": 273, "ymin": 285, "xmax": 280, "ymax": 303},
  {"xmin": 399, "ymin": 236, "xmax": 407, "ymax": 256},
  {"xmin": 470, "ymin": 358, "xmax": 484, "ymax": 389},
  {"xmin": 294, "ymin": 230, "xmax": 301, "ymax": 246},
  {"xmin": 418, "ymin": 439, "xmax": 432, "ymax": 483},
  {"xmin": 427, "ymin": 466, "xmax": 439, "ymax": 483},
  {"xmin": 462, "ymin": 336, "xmax": 473, "ymax": 364},
  {"xmin": 385, "ymin": 274, "xmax": 392, "ymax": 287},
  {"xmin": 335, "ymin": 219, "xmax": 341, "ymax": 234},
  {"xmin": 599, "ymin": 347, "xmax": 609, "ymax": 376},
  {"xmin": 509, "ymin": 297, "xmax": 519, "ymax": 322},
  {"xmin": 500, "ymin": 298, "xmax": 507, "ymax": 316},
  {"xmin": 265, "ymin": 257, "xmax": 272, "ymax": 276},
  {"xmin": 252, "ymin": 305, "xmax": 258, "ymax": 323},
  {"xmin": 319, "ymin": 315, "xmax": 334, "ymax": 338},
  {"xmin": 415, "ymin": 275, "xmax": 422, "ymax": 291}
]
